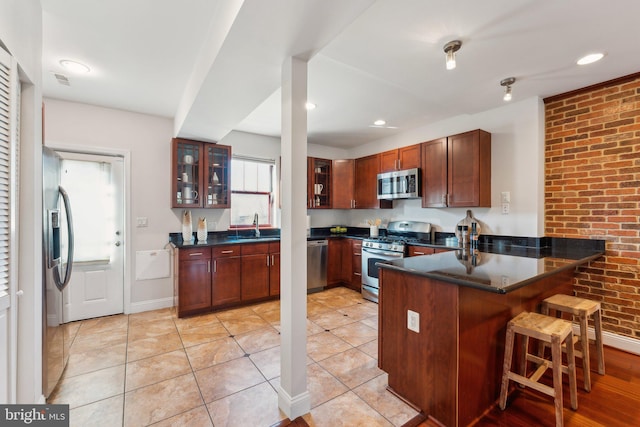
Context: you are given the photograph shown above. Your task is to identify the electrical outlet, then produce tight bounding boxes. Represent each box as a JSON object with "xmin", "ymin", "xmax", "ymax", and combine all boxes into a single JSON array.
[
  {"xmin": 407, "ymin": 310, "xmax": 420, "ymax": 333},
  {"xmin": 501, "ymin": 203, "xmax": 510, "ymax": 214},
  {"xmin": 136, "ymin": 217, "xmax": 148, "ymax": 227}
]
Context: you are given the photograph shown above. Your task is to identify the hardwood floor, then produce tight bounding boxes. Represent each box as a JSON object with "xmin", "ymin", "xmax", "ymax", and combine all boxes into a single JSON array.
[{"xmin": 409, "ymin": 346, "xmax": 640, "ymax": 427}]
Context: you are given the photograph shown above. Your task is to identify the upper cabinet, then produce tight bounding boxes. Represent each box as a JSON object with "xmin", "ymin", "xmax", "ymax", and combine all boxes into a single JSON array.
[
  {"xmin": 172, "ymin": 138, "xmax": 231, "ymax": 208},
  {"xmin": 355, "ymin": 154, "xmax": 392, "ymax": 209},
  {"xmin": 332, "ymin": 159, "xmax": 355, "ymax": 209},
  {"xmin": 422, "ymin": 129, "xmax": 491, "ymax": 208},
  {"xmin": 308, "ymin": 157, "xmax": 332, "ymax": 208},
  {"xmin": 379, "ymin": 143, "xmax": 422, "ymax": 172}
]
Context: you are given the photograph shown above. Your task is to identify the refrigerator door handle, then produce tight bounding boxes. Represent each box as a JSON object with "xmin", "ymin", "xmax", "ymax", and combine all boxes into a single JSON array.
[{"xmin": 53, "ymin": 185, "xmax": 74, "ymax": 291}]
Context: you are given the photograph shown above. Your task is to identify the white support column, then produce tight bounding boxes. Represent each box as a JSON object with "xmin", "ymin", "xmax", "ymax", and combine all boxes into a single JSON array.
[{"xmin": 278, "ymin": 56, "xmax": 310, "ymax": 419}]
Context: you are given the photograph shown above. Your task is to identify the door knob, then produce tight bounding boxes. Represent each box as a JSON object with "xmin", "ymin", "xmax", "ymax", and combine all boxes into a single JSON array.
[
  {"xmin": 115, "ymin": 241, "xmax": 121, "ymax": 247},
  {"xmin": 115, "ymin": 231, "xmax": 121, "ymax": 235}
]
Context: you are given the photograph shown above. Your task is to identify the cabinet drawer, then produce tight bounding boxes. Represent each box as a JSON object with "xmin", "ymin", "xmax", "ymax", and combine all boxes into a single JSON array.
[
  {"xmin": 213, "ymin": 245, "xmax": 241, "ymax": 257},
  {"xmin": 241, "ymin": 242, "xmax": 270, "ymax": 255},
  {"xmin": 408, "ymin": 246, "xmax": 435, "ymax": 256},
  {"xmin": 268, "ymin": 241, "xmax": 280, "ymax": 252},
  {"xmin": 179, "ymin": 247, "xmax": 211, "ymax": 261}
]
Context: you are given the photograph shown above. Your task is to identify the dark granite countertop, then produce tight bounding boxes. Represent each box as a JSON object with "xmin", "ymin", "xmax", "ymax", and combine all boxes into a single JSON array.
[
  {"xmin": 169, "ymin": 227, "xmax": 371, "ymax": 249},
  {"xmin": 378, "ymin": 242, "xmax": 604, "ymax": 294}
]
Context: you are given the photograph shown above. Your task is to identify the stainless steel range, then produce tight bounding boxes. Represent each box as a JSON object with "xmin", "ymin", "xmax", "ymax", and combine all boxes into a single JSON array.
[{"xmin": 361, "ymin": 220, "xmax": 431, "ymax": 303}]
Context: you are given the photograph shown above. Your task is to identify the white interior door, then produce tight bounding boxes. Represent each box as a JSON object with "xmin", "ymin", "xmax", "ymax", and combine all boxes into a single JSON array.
[{"xmin": 58, "ymin": 151, "xmax": 125, "ymax": 322}]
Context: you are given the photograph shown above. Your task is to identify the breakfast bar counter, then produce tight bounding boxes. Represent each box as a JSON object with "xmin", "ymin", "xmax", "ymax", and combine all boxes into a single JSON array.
[{"xmin": 377, "ymin": 243, "xmax": 603, "ymax": 427}]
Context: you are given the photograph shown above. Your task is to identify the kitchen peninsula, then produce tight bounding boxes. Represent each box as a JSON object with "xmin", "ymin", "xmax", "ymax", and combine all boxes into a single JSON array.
[{"xmin": 377, "ymin": 240, "xmax": 604, "ymax": 427}]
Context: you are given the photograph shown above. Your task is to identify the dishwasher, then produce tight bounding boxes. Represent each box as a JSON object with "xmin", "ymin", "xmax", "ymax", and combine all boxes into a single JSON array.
[{"xmin": 307, "ymin": 239, "xmax": 328, "ymax": 293}]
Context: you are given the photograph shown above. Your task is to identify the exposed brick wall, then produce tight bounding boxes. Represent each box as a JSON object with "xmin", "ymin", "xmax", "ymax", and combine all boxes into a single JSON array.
[{"xmin": 545, "ymin": 73, "xmax": 640, "ymax": 339}]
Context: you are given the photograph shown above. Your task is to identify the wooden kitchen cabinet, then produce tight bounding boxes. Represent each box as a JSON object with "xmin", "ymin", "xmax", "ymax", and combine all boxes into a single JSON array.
[
  {"xmin": 177, "ymin": 248, "xmax": 212, "ymax": 317},
  {"xmin": 327, "ymin": 238, "xmax": 351, "ymax": 286},
  {"xmin": 379, "ymin": 143, "xmax": 422, "ymax": 172},
  {"xmin": 422, "ymin": 129, "xmax": 491, "ymax": 208},
  {"xmin": 332, "ymin": 159, "xmax": 355, "ymax": 209},
  {"xmin": 349, "ymin": 239, "xmax": 363, "ymax": 292},
  {"xmin": 407, "ymin": 245, "xmax": 435, "ymax": 256},
  {"xmin": 354, "ymin": 154, "xmax": 392, "ymax": 209},
  {"xmin": 211, "ymin": 245, "xmax": 241, "ymax": 307},
  {"xmin": 171, "ymin": 138, "xmax": 231, "ymax": 208},
  {"xmin": 268, "ymin": 242, "xmax": 280, "ymax": 296},
  {"xmin": 308, "ymin": 157, "xmax": 332, "ymax": 208},
  {"xmin": 241, "ymin": 243, "xmax": 271, "ymax": 301}
]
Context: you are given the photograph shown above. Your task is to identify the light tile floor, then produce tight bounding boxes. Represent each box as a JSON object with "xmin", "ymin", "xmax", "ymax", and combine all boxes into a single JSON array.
[{"xmin": 49, "ymin": 287, "xmax": 418, "ymax": 427}]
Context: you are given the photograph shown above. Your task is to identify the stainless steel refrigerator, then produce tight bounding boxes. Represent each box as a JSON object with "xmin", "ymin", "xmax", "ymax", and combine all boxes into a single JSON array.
[{"xmin": 42, "ymin": 147, "xmax": 75, "ymax": 399}]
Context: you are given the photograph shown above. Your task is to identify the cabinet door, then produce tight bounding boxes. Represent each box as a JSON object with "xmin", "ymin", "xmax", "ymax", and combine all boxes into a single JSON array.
[
  {"xmin": 172, "ymin": 138, "xmax": 203, "ymax": 208},
  {"xmin": 308, "ymin": 157, "xmax": 332, "ymax": 208},
  {"xmin": 332, "ymin": 159, "xmax": 354, "ymax": 209},
  {"xmin": 204, "ymin": 144, "xmax": 231, "ymax": 208},
  {"xmin": 350, "ymin": 240, "xmax": 362, "ymax": 291},
  {"xmin": 212, "ymin": 256, "xmax": 241, "ymax": 306},
  {"xmin": 178, "ymin": 259, "xmax": 211, "ymax": 316},
  {"xmin": 327, "ymin": 239, "xmax": 342, "ymax": 286},
  {"xmin": 448, "ymin": 129, "xmax": 491, "ymax": 207},
  {"xmin": 269, "ymin": 251, "xmax": 280, "ymax": 296},
  {"xmin": 379, "ymin": 149, "xmax": 399, "ymax": 173},
  {"xmin": 422, "ymin": 137, "xmax": 448, "ymax": 208},
  {"xmin": 354, "ymin": 155, "xmax": 392, "ymax": 209},
  {"xmin": 407, "ymin": 246, "xmax": 435, "ymax": 256},
  {"xmin": 241, "ymin": 253, "xmax": 270, "ymax": 300},
  {"xmin": 399, "ymin": 144, "xmax": 422, "ymax": 170}
]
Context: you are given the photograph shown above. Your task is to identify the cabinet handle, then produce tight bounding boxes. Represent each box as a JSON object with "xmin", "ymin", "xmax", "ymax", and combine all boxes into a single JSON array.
[
  {"xmin": 221, "ymin": 250, "xmax": 234, "ymax": 254},
  {"xmin": 271, "ymin": 255, "xmax": 274, "ymax": 265},
  {"xmin": 354, "ymin": 272, "xmax": 361, "ymax": 276},
  {"xmin": 266, "ymin": 255, "xmax": 270, "ymax": 266},
  {"xmin": 189, "ymin": 252, "xmax": 203, "ymax": 256},
  {"xmin": 414, "ymin": 251, "xmax": 425, "ymax": 255},
  {"xmin": 447, "ymin": 194, "xmax": 451, "ymax": 205},
  {"xmin": 213, "ymin": 260, "xmax": 217, "ymax": 273},
  {"xmin": 354, "ymin": 253, "xmax": 361, "ymax": 257},
  {"xmin": 207, "ymin": 260, "xmax": 211, "ymax": 273}
]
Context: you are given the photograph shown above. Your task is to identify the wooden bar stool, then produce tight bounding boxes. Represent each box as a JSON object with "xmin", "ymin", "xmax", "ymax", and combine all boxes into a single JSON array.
[
  {"xmin": 541, "ymin": 294, "xmax": 605, "ymax": 392},
  {"xmin": 499, "ymin": 311, "xmax": 578, "ymax": 427}
]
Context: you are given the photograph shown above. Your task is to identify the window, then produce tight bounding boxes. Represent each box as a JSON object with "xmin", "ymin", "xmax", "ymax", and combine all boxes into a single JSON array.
[
  {"xmin": 231, "ymin": 157, "xmax": 275, "ymax": 227},
  {"xmin": 59, "ymin": 157, "xmax": 115, "ymax": 263}
]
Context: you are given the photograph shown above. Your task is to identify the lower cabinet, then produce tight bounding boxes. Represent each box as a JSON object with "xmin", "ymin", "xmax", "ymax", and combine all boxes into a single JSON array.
[
  {"xmin": 328, "ymin": 238, "xmax": 351, "ymax": 286},
  {"xmin": 349, "ymin": 239, "xmax": 363, "ymax": 292},
  {"xmin": 212, "ymin": 245, "xmax": 241, "ymax": 307},
  {"xmin": 407, "ymin": 246, "xmax": 435, "ymax": 256},
  {"xmin": 241, "ymin": 243, "xmax": 271, "ymax": 301},
  {"xmin": 177, "ymin": 248, "xmax": 212, "ymax": 317},
  {"xmin": 177, "ymin": 242, "xmax": 280, "ymax": 317},
  {"xmin": 269, "ymin": 244, "xmax": 280, "ymax": 296}
]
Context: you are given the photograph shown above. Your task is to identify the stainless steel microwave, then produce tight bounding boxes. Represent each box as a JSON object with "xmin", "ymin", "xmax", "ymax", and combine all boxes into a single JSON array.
[{"xmin": 377, "ymin": 168, "xmax": 420, "ymax": 200}]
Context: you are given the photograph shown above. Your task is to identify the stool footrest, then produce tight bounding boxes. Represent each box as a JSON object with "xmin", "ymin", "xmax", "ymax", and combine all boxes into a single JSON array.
[{"xmin": 508, "ymin": 372, "xmax": 555, "ymax": 397}]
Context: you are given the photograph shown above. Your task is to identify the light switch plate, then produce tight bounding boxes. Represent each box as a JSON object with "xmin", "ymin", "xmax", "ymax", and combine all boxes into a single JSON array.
[
  {"xmin": 136, "ymin": 217, "xmax": 148, "ymax": 227},
  {"xmin": 407, "ymin": 310, "xmax": 420, "ymax": 333},
  {"xmin": 501, "ymin": 191, "xmax": 511, "ymax": 203}
]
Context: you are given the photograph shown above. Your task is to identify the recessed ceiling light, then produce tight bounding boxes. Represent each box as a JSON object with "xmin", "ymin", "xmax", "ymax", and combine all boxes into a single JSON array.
[
  {"xmin": 59, "ymin": 59, "xmax": 90, "ymax": 74},
  {"xmin": 577, "ymin": 53, "xmax": 604, "ymax": 65},
  {"xmin": 373, "ymin": 119, "xmax": 386, "ymax": 126},
  {"xmin": 305, "ymin": 102, "xmax": 316, "ymax": 110}
]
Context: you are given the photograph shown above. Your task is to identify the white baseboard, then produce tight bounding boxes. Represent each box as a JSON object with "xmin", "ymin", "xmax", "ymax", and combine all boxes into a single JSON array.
[
  {"xmin": 128, "ymin": 297, "xmax": 174, "ymax": 314},
  {"xmin": 573, "ymin": 324, "xmax": 640, "ymax": 355},
  {"xmin": 278, "ymin": 386, "xmax": 311, "ymax": 420}
]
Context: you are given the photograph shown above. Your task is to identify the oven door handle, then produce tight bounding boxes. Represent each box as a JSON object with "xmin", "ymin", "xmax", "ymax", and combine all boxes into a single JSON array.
[{"xmin": 362, "ymin": 247, "xmax": 404, "ymax": 257}]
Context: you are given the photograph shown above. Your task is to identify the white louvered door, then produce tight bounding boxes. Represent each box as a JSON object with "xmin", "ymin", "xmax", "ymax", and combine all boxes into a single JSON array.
[{"xmin": 0, "ymin": 45, "xmax": 19, "ymax": 404}]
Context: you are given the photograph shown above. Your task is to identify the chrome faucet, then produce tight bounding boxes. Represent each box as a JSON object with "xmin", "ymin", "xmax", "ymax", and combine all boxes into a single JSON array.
[{"xmin": 253, "ymin": 213, "xmax": 260, "ymax": 237}]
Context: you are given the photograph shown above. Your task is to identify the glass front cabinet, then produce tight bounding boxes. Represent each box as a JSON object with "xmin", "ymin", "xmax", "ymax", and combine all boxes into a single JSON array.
[
  {"xmin": 308, "ymin": 157, "xmax": 332, "ymax": 208},
  {"xmin": 172, "ymin": 138, "xmax": 231, "ymax": 208}
]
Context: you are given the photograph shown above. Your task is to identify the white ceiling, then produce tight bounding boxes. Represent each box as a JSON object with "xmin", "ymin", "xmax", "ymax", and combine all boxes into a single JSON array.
[{"xmin": 41, "ymin": 0, "xmax": 640, "ymax": 148}]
